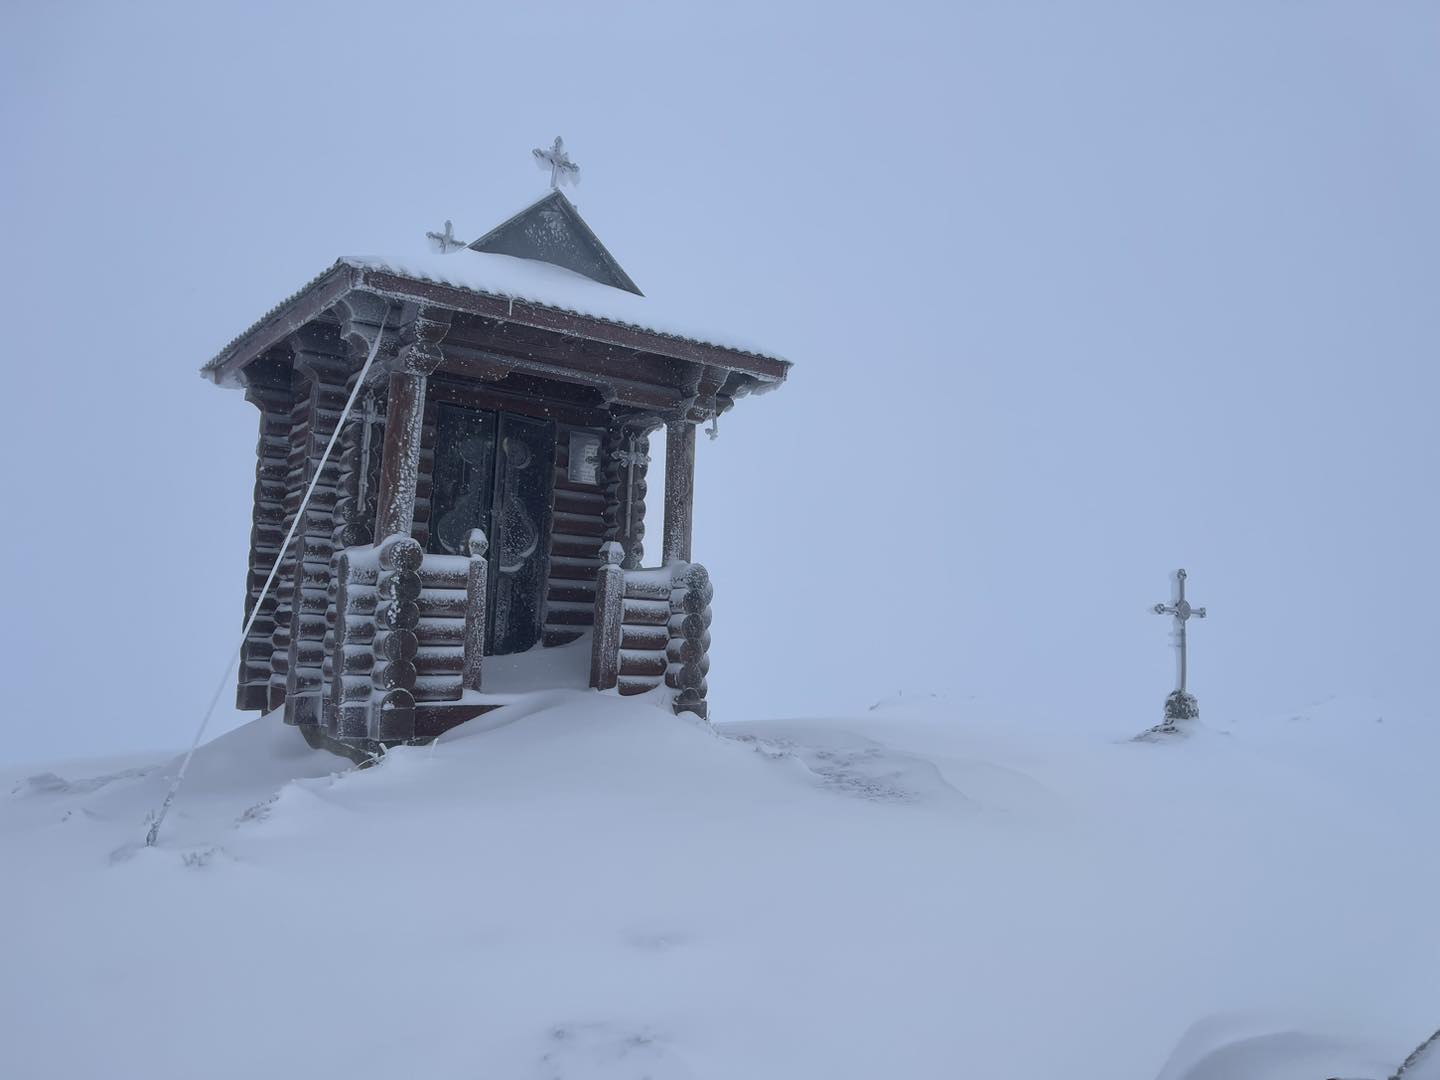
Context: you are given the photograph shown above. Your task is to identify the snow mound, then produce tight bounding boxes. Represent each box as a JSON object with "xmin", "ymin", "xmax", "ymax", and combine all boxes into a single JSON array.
[{"xmin": 2, "ymin": 692, "xmax": 1437, "ymax": 1079}]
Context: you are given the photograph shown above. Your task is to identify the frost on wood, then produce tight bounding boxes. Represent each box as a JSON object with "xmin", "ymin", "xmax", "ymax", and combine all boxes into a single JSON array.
[
  {"xmin": 589, "ymin": 555, "xmax": 713, "ymax": 709},
  {"xmin": 602, "ymin": 423, "xmax": 651, "ymax": 569},
  {"xmin": 284, "ymin": 326, "xmax": 357, "ymax": 727},
  {"xmin": 588, "ymin": 542, "xmax": 626, "ymax": 692},
  {"xmin": 200, "ymin": 160, "xmax": 795, "ymax": 759},
  {"xmin": 662, "ymin": 420, "xmax": 696, "ymax": 565},
  {"xmin": 323, "ymin": 534, "xmax": 480, "ymax": 744},
  {"xmin": 667, "ymin": 563, "xmax": 713, "ymax": 720},
  {"xmin": 236, "ymin": 362, "xmax": 291, "ymax": 712}
]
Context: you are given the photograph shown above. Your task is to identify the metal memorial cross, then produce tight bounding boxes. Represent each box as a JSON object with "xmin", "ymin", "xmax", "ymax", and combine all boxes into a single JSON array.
[
  {"xmin": 612, "ymin": 437, "xmax": 651, "ymax": 541},
  {"xmin": 1153, "ymin": 568, "xmax": 1207, "ymax": 720},
  {"xmin": 532, "ymin": 136, "xmax": 581, "ymax": 190},
  {"xmin": 355, "ymin": 391, "xmax": 383, "ymax": 517}
]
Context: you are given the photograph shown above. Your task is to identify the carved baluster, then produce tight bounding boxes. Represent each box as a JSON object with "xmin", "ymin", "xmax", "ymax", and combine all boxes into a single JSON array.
[{"xmin": 463, "ymin": 529, "xmax": 489, "ymax": 692}]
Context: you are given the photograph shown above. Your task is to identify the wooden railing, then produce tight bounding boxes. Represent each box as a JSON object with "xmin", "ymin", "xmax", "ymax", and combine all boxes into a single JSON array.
[
  {"xmin": 324, "ymin": 530, "xmax": 488, "ymax": 742},
  {"xmin": 590, "ymin": 549, "xmax": 713, "ymax": 718}
]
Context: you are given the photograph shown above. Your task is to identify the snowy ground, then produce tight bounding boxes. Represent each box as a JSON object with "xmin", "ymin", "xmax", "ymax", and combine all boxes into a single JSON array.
[{"xmin": 2, "ymin": 692, "xmax": 1436, "ymax": 1079}]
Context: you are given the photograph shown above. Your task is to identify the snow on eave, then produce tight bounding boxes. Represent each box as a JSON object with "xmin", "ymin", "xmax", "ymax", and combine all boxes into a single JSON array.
[
  {"xmin": 202, "ymin": 251, "xmax": 790, "ymax": 387},
  {"xmin": 343, "ymin": 251, "xmax": 787, "ymax": 365},
  {"xmin": 199, "ymin": 262, "xmax": 354, "ymax": 384}
]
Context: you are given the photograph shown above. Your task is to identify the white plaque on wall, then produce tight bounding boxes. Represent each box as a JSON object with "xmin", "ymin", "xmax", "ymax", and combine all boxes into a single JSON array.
[{"xmin": 567, "ymin": 431, "xmax": 602, "ymax": 485}]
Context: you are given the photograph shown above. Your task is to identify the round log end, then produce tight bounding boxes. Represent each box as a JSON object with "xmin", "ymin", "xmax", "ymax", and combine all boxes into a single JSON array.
[
  {"xmin": 379, "ymin": 599, "xmax": 421, "ymax": 630},
  {"xmin": 378, "ymin": 659, "xmax": 417, "ymax": 691},
  {"xmin": 381, "ymin": 630, "xmax": 419, "ymax": 662},
  {"xmin": 379, "ymin": 534, "xmax": 424, "ymax": 572}
]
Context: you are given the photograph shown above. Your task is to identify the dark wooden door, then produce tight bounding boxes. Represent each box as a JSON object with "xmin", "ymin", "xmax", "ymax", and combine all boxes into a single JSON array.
[{"xmin": 428, "ymin": 404, "xmax": 555, "ymax": 655}]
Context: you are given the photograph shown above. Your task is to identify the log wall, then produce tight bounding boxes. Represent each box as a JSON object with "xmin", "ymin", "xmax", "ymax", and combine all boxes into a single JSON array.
[
  {"xmin": 237, "ymin": 363, "xmax": 293, "ymax": 712},
  {"xmin": 324, "ymin": 534, "xmax": 481, "ymax": 743},
  {"xmin": 587, "ymin": 560, "xmax": 712, "ymax": 713},
  {"xmin": 282, "ymin": 329, "xmax": 354, "ymax": 726},
  {"xmin": 617, "ymin": 567, "xmax": 674, "ymax": 696},
  {"xmin": 541, "ymin": 422, "xmax": 611, "ymax": 646}
]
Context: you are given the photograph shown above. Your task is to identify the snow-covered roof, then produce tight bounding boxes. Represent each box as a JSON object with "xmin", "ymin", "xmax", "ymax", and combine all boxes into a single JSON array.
[
  {"xmin": 204, "ymin": 188, "xmax": 791, "ymax": 384},
  {"xmin": 343, "ymin": 249, "xmax": 781, "ymax": 360},
  {"xmin": 202, "ymin": 247, "xmax": 788, "ymax": 384}
]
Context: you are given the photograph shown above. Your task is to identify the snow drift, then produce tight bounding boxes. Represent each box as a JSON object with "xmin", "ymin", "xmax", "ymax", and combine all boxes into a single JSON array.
[{"xmin": 2, "ymin": 693, "xmax": 1436, "ymax": 1079}]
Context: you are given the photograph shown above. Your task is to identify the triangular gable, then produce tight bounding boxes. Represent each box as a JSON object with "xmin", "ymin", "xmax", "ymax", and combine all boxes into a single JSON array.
[{"xmin": 467, "ymin": 190, "xmax": 643, "ymax": 296}]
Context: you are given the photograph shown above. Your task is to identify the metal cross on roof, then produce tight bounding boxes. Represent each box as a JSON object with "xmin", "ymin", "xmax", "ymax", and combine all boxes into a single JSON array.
[
  {"xmin": 426, "ymin": 219, "xmax": 466, "ymax": 253},
  {"xmin": 1154, "ymin": 568, "xmax": 1207, "ymax": 719},
  {"xmin": 533, "ymin": 136, "xmax": 581, "ymax": 191}
]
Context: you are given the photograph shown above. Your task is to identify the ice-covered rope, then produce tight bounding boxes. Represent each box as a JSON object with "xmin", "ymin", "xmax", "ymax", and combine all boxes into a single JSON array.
[{"xmin": 144, "ymin": 308, "xmax": 391, "ymax": 847}]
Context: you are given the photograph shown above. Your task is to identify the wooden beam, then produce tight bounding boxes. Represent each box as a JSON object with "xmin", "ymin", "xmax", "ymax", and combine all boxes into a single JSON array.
[
  {"xmin": 449, "ymin": 315, "xmax": 696, "ymax": 385},
  {"xmin": 662, "ymin": 419, "xmax": 696, "ymax": 564},
  {"xmin": 439, "ymin": 343, "xmax": 690, "ymax": 412},
  {"xmin": 427, "ymin": 372, "xmax": 610, "ymax": 428}
]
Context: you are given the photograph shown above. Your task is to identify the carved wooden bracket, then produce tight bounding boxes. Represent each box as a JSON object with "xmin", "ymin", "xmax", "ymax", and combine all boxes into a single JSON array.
[
  {"xmin": 287, "ymin": 321, "xmax": 350, "ymax": 382},
  {"xmin": 237, "ymin": 347, "xmax": 293, "ymax": 409},
  {"xmin": 334, "ymin": 292, "xmax": 399, "ymax": 375},
  {"xmin": 390, "ymin": 305, "xmax": 455, "ymax": 376}
]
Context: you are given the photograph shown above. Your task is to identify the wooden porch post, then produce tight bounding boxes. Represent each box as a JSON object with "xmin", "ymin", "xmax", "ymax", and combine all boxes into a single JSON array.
[
  {"xmin": 662, "ymin": 418, "xmax": 696, "ymax": 564},
  {"xmin": 374, "ymin": 308, "xmax": 452, "ymax": 542}
]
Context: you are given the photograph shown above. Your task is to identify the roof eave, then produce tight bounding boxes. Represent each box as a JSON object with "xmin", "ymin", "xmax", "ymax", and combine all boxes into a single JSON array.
[
  {"xmin": 200, "ymin": 263, "xmax": 360, "ymax": 388},
  {"xmin": 353, "ymin": 265, "xmax": 790, "ymax": 383},
  {"xmin": 201, "ymin": 260, "xmax": 791, "ymax": 392}
]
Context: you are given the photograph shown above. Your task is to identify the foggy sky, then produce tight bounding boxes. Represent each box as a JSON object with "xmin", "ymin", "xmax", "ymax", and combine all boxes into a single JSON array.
[{"xmin": 2, "ymin": 0, "xmax": 1436, "ymax": 763}]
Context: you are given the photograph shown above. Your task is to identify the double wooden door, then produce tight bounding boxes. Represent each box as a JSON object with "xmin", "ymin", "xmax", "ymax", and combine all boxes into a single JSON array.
[{"xmin": 427, "ymin": 403, "xmax": 555, "ymax": 656}]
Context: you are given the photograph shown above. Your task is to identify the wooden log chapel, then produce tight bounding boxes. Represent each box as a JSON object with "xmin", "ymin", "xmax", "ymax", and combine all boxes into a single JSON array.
[{"xmin": 202, "ymin": 158, "xmax": 789, "ymax": 753}]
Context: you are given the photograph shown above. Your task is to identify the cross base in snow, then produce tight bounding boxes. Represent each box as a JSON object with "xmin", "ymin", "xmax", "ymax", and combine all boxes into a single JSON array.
[
  {"xmin": 1132, "ymin": 691, "xmax": 1203, "ymax": 742},
  {"xmin": 1163, "ymin": 689, "xmax": 1200, "ymax": 722}
]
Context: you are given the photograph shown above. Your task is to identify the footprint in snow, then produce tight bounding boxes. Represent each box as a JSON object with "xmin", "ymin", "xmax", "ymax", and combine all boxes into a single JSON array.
[
  {"xmin": 536, "ymin": 1021, "xmax": 693, "ymax": 1080},
  {"xmin": 731, "ymin": 732, "xmax": 967, "ymax": 805},
  {"xmin": 11, "ymin": 765, "xmax": 156, "ymax": 799}
]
